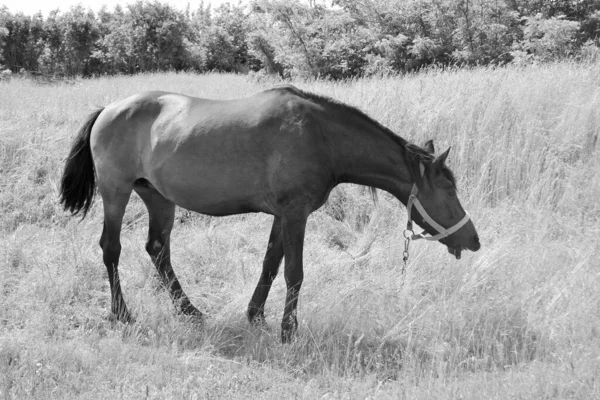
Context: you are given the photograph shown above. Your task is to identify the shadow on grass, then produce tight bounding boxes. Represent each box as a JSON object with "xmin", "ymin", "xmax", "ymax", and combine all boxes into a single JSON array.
[
  {"xmin": 202, "ymin": 316, "xmax": 545, "ymax": 380},
  {"xmin": 108, "ymin": 300, "xmax": 547, "ymax": 381}
]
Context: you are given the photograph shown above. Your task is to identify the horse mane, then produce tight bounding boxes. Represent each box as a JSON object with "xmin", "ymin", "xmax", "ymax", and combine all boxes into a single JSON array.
[{"xmin": 288, "ymin": 86, "xmax": 457, "ymax": 188}]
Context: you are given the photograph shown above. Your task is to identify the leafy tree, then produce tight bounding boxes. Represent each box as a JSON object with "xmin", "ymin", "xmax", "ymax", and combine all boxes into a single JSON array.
[
  {"xmin": 516, "ymin": 14, "xmax": 581, "ymax": 61},
  {"xmin": 127, "ymin": 1, "xmax": 190, "ymax": 72},
  {"xmin": 92, "ymin": 5, "xmax": 132, "ymax": 74},
  {"xmin": 212, "ymin": 3, "xmax": 255, "ymax": 69},
  {"xmin": 62, "ymin": 6, "xmax": 100, "ymax": 75},
  {"xmin": 1, "ymin": 0, "xmax": 600, "ymax": 78},
  {"xmin": 37, "ymin": 10, "xmax": 63, "ymax": 74},
  {"xmin": 190, "ymin": 2, "xmax": 258, "ymax": 72},
  {"xmin": 581, "ymin": 9, "xmax": 600, "ymax": 41},
  {"xmin": 251, "ymin": 0, "xmax": 379, "ymax": 78},
  {"xmin": 0, "ymin": 25, "xmax": 7, "ymax": 67},
  {"xmin": 0, "ymin": 12, "xmax": 33, "ymax": 71},
  {"xmin": 250, "ymin": 0, "xmax": 320, "ymax": 77},
  {"xmin": 451, "ymin": 0, "xmax": 521, "ymax": 65}
]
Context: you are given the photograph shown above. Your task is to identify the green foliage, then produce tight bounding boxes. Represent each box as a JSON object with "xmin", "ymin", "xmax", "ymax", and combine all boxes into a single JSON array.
[
  {"xmin": 518, "ymin": 14, "xmax": 581, "ymax": 61},
  {"xmin": 62, "ymin": 6, "xmax": 100, "ymax": 75},
  {"xmin": 92, "ymin": 6, "xmax": 133, "ymax": 74},
  {"xmin": 1, "ymin": 0, "xmax": 600, "ymax": 78},
  {"xmin": 0, "ymin": 11, "xmax": 42, "ymax": 72},
  {"xmin": 190, "ymin": 3, "xmax": 254, "ymax": 72}
]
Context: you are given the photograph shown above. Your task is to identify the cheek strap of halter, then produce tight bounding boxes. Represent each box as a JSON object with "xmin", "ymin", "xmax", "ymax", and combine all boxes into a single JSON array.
[{"xmin": 405, "ymin": 164, "xmax": 471, "ymax": 242}]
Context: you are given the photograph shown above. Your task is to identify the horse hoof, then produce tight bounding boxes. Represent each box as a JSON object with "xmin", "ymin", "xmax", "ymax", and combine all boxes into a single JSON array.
[
  {"xmin": 250, "ymin": 317, "xmax": 272, "ymax": 333},
  {"xmin": 109, "ymin": 311, "xmax": 135, "ymax": 324},
  {"xmin": 281, "ymin": 328, "xmax": 297, "ymax": 344},
  {"xmin": 249, "ymin": 314, "xmax": 268, "ymax": 327},
  {"xmin": 181, "ymin": 304, "xmax": 203, "ymax": 319}
]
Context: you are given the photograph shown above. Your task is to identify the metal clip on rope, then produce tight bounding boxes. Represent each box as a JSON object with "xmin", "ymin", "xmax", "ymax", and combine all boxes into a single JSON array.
[{"xmin": 402, "ymin": 228, "xmax": 413, "ymax": 274}]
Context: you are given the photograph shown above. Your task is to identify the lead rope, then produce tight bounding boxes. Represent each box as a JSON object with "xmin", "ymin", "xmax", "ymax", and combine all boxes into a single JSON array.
[
  {"xmin": 402, "ymin": 183, "xmax": 418, "ymax": 274},
  {"xmin": 402, "ymin": 165, "xmax": 423, "ymax": 274},
  {"xmin": 402, "ymin": 228, "xmax": 413, "ymax": 274}
]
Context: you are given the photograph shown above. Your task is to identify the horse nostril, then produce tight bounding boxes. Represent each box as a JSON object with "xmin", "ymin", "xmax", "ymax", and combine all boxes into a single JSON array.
[{"xmin": 473, "ymin": 235, "xmax": 480, "ymax": 245}]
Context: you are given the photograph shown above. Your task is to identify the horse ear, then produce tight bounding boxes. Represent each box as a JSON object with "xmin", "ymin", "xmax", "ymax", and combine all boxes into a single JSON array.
[
  {"xmin": 424, "ymin": 140, "xmax": 435, "ymax": 154},
  {"xmin": 433, "ymin": 147, "xmax": 451, "ymax": 170}
]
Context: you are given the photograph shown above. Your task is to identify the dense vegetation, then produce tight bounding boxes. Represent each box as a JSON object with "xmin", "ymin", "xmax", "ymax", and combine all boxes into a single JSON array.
[{"xmin": 2, "ymin": 0, "xmax": 600, "ymax": 78}]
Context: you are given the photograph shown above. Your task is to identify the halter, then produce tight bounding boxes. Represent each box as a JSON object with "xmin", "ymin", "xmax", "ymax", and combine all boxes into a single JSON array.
[
  {"xmin": 405, "ymin": 184, "xmax": 471, "ymax": 241},
  {"xmin": 401, "ymin": 163, "xmax": 471, "ymax": 271}
]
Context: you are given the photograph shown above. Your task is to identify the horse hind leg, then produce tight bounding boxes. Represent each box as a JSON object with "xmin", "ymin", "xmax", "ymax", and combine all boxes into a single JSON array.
[
  {"xmin": 134, "ymin": 183, "xmax": 202, "ymax": 318},
  {"xmin": 98, "ymin": 184, "xmax": 134, "ymax": 323}
]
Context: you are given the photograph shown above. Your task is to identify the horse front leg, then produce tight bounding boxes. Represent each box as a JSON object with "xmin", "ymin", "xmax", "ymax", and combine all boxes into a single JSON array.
[
  {"xmin": 280, "ymin": 212, "xmax": 308, "ymax": 343},
  {"xmin": 247, "ymin": 216, "xmax": 284, "ymax": 326}
]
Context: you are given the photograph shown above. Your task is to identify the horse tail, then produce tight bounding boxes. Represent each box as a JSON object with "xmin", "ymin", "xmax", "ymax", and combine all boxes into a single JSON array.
[{"xmin": 59, "ymin": 108, "xmax": 104, "ymax": 218}]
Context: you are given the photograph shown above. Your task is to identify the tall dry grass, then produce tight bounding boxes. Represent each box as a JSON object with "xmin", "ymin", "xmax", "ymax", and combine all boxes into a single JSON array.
[{"xmin": 0, "ymin": 63, "xmax": 599, "ymax": 398}]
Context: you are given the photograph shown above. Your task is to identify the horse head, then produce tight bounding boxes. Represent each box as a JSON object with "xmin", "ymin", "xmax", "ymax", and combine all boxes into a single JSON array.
[{"xmin": 406, "ymin": 140, "xmax": 480, "ymax": 259}]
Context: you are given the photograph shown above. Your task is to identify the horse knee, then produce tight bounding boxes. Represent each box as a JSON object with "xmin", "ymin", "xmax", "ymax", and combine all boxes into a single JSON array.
[
  {"xmin": 99, "ymin": 225, "xmax": 106, "ymax": 250},
  {"xmin": 102, "ymin": 241, "xmax": 121, "ymax": 265}
]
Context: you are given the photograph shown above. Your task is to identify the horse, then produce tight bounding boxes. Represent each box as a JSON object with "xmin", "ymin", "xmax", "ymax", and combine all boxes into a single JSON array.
[{"xmin": 59, "ymin": 84, "xmax": 480, "ymax": 342}]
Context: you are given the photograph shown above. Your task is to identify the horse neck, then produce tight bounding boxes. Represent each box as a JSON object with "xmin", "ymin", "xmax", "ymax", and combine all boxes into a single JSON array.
[{"xmin": 328, "ymin": 116, "xmax": 414, "ymax": 204}]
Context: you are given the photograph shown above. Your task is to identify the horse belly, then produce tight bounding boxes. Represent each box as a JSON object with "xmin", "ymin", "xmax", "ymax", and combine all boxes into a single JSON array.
[{"xmin": 149, "ymin": 160, "xmax": 275, "ymax": 216}]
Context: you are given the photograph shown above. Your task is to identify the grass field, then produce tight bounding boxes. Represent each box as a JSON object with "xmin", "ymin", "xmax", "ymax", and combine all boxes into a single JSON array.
[{"xmin": 0, "ymin": 62, "xmax": 599, "ymax": 399}]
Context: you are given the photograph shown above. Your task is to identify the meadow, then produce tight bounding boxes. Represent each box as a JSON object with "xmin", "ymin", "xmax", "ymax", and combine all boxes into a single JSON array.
[{"xmin": 0, "ymin": 62, "xmax": 599, "ymax": 399}]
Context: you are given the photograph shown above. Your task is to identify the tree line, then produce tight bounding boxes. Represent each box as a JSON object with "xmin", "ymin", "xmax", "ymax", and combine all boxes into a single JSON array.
[{"xmin": 1, "ymin": 0, "xmax": 600, "ymax": 79}]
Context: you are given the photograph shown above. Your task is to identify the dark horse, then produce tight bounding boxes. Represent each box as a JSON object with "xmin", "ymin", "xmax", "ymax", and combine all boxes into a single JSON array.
[{"xmin": 59, "ymin": 85, "xmax": 480, "ymax": 342}]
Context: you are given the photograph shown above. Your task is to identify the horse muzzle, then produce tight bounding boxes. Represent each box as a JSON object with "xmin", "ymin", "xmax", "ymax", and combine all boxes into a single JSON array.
[{"xmin": 447, "ymin": 233, "xmax": 480, "ymax": 259}]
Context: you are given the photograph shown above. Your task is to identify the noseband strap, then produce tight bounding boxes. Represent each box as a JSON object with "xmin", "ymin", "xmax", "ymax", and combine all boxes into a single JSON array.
[{"xmin": 405, "ymin": 183, "xmax": 470, "ymax": 242}]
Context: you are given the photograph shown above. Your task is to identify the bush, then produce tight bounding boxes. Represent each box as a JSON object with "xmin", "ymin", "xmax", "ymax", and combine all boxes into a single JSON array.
[{"xmin": 517, "ymin": 14, "xmax": 581, "ymax": 62}]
